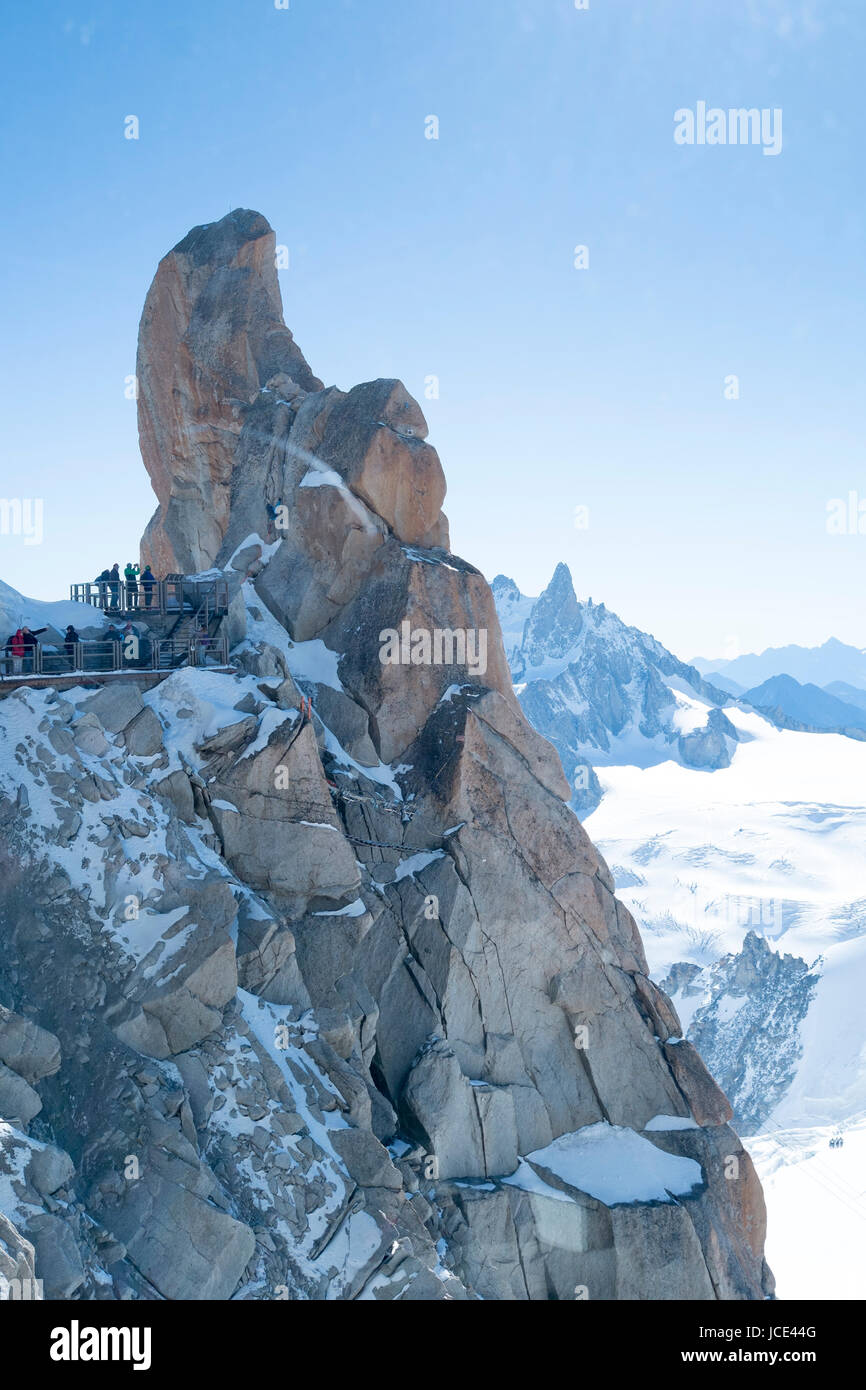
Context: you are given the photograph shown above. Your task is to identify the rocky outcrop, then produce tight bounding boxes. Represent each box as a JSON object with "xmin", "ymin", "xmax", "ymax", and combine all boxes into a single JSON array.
[
  {"xmin": 0, "ymin": 210, "xmax": 772, "ymax": 1301},
  {"xmin": 661, "ymin": 933, "xmax": 817, "ymax": 1132},
  {"xmin": 138, "ymin": 210, "xmax": 322, "ymax": 575},
  {"xmin": 678, "ymin": 707, "xmax": 738, "ymax": 770},
  {"xmin": 138, "ymin": 211, "xmax": 449, "ymax": 578}
]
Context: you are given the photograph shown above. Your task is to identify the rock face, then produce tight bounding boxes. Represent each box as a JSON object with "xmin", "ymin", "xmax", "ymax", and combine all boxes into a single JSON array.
[{"xmin": 0, "ymin": 210, "xmax": 772, "ymax": 1301}]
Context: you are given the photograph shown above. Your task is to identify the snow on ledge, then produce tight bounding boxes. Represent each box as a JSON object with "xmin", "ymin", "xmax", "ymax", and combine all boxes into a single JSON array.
[
  {"xmin": 393, "ymin": 849, "xmax": 445, "ymax": 882},
  {"xmin": 519, "ymin": 1122, "xmax": 704, "ymax": 1206}
]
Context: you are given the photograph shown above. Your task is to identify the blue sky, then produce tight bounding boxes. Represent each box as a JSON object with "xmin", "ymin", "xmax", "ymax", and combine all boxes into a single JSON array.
[{"xmin": 0, "ymin": 0, "xmax": 863, "ymax": 660}]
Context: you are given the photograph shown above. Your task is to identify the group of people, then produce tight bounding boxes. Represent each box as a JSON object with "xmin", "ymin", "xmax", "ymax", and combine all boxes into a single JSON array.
[
  {"xmin": 3, "ymin": 625, "xmax": 47, "ymax": 675},
  {"xmin": 101, "ymin": 621, "xmax": 153, "ymax": 669},
  {"xmin": 1, "ymin": 620, "xmax": 156, "ymax": 677},
  {"xmin": 94, "ymin": 562, "xmax": 158, "ymax": 611},
  {"xmin": 2, "ymin": 562, "xmax": 221, "ymax": 682}
]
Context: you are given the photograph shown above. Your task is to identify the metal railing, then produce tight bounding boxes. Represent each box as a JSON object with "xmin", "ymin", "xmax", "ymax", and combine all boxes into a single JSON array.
[
  {"xmin": 1, "ymin": 634, "xmax": 229, "ymax": 680},
  {"xmin": 68, "ymin": 577, "xmax": 230, "ymax": 618}
]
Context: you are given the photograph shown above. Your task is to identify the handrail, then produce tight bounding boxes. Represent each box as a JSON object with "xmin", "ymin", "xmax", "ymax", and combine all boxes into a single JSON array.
[
  {"xmin": 67, "ymin": 577, "xmax": 229, "ymax": 617},
  {"xmin": 1, "ymin": 634, "xmax": 229, "ymax": 679}
]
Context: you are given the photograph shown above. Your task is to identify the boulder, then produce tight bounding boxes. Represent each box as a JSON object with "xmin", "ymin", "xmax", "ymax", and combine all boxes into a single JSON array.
[
  {"xmin": 326, "ymin": 541, "xmax": 515, "ymax": 764},
  {"xmin": 331, "ymin": 1127, "xmax": 403, "ymax": 1190},
  {"xmin": 402, "ymin": 1044, "xmax": 519, "ymax": 1180},
  {"xmin": 153, "ymin": 769, "xmax": 196, "ymax": 823},
  {"xmin": 662, "ymin": 1040, "xmax": 734, "ymax": 1126},
  {"xmin": 0, "ymin": 1006, "xmax": 61, "ymax": 1084},
  {"xmin": 230, "ymin": 542, "xmax": 263, "ymax": 573},
  {"xmin": 72, "ymin": 718, "xmax": 111, "ymax": 758},
  {"xmin": 27, "ymin": 1141, "xmax": 75, "ymax": 1197},
  {"xmin": 311, "ymin": 683, "xmax": 377, "ymax": 766},
  {"xmin": 113, "ymin": 886, "xmax": 238, "ymax": 1058},
  {"xmin": 253, "ymin": 477, "xmax": 387, "ymax": 642},
  {"xmin": 123, "ymin": 706, "xmax": 164, "ymax": 756},
  {"xmin": 81, "ymin": 683, "xmax": 144, "ymax": 734},
  {"xmin": 95, "ymin": 1161, "xmax": 255, "ymax": 1300},
  {"xmin": 0, "ymin": 1062, "xmax": 42, "ymax": 1126},
  {"xmin": 316, "ymin": 379, "xmax": 448, "ymax": 547},
  {"xmin": 0, "ymin": 1212, "xmax": 38, "ymax": 1298},
  {"xmin": 26, "ymin": 1213, "xmax": 85, "ymax": 1299},
  {"xmin": 235, "ymin": 913, "xmax": 310, "ymax": 1008},
  {"xmin": 206, "ymin": 717, "xmax": 361, "ymax": 910}
]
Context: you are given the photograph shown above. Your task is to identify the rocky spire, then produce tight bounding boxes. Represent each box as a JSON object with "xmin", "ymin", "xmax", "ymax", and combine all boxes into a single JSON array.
[
  {"xmin": 521, "ymin": 561, "xmax": 582, "ymax": 665},
  {"xmin": 138, "ymin": 209, "xmax": 322, "ymax": 575}
]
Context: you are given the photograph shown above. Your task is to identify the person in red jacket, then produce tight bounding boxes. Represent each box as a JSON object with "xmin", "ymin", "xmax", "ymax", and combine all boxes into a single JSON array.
[{"xmin": 6, "ymin": 629, "xmax": 25, "ymax": 676}]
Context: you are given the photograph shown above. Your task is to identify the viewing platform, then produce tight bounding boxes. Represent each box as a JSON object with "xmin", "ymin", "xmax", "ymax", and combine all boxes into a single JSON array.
[
  {"xmin": 2, "ymin": 574, "xmax": 234, "ymax": 695},
  {"xmin": 0, "ymin": 634, "xmax": 232, "ymax": 695},
  {"xmin": 68, "ymin": 575, "xmax": 230, "ymax": 620}
]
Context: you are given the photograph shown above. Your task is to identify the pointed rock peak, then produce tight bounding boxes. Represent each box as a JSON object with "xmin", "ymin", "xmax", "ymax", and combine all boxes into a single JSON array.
[
  {"xmin": 491, "ymin": 574, "xmax": 521, "ymax": 599},
  {"xmin": 138, "ymin": 209, "xmax": 322, "ymax": 574},
  {"xmin": 543, "ymin": 562, "xmax": 577, "ymax": 603},
  {"xmin": 170, "ymin": 208, "xmax": 275, "ymax": 265},
  {"xmin": 523, "ymin": 562, "xmax": 582, "ymax": 664}
]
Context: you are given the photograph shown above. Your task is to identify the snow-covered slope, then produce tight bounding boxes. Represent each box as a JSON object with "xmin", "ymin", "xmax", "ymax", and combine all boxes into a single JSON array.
[
  {"xmin": 585, "ymin": 704, "xmax": 866, "ymax": 974},
  {"xmin": 0, "ymin": 578, "xmax": 106, "ymax": 642},
  {"xmin": 584, "ymin": 703, "xmax": 866, "ymax": 1297},
  {"xmin": 749, "ymin": 1118, "xmax": 866, "ymax": 1299}
]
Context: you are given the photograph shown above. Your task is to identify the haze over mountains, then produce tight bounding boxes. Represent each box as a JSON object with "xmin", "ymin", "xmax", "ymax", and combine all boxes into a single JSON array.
[
  {"xmin": 693, "ymin": 637, "xmax": 866, "ymax": 694},
  {"xmin": 741, "ymin": 675, "xmax": 866, "ymax": 735}
]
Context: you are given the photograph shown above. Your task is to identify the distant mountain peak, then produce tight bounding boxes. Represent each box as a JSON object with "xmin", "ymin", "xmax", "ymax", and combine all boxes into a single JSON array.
[
  {"xmin": 693, "ymin": 638, "xmax": 866, "ymax": 694},
  {"xmin": 492, "ymin": 563, "xmax": 739, "ymax": 812}
]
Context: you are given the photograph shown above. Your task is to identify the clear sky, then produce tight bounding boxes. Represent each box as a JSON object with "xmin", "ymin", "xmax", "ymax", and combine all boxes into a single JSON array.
[{"xmin": 0, "ymin": 0, "xmax": 863, "ymax": 661}]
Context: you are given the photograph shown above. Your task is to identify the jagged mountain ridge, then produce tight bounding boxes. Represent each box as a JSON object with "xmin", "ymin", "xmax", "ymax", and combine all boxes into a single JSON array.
[
  {"xmin": 660, "ymin": 934, "xmax": 818, "ymax": 1135},
  {"xmin": 493, "ymin": 566, "xmax": 739, "ymax": 814},
  {"xmin": 0, "ymin": 210, "xmax": 771, "ymax": 1302}
]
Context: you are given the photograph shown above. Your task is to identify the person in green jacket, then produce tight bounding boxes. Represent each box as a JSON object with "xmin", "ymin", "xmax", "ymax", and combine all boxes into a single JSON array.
[{"xmin": 124, "ymin": 562, "xmax": 140, "ymax": 609}]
